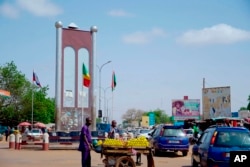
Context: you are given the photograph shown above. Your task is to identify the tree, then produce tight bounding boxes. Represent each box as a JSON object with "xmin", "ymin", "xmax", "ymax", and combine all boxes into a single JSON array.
[
  {"xmin": 0, "ymin": 61, "xmax": 55, "ymax": 126},
  {"xmin": 247, "ymin": 95, "xmax": 250, "ymax": 110},
  {"xmin": 122, "ymin": 108, "xmax": 145, "ymax": 124},
  {"xmin": 239, "ymin": 95, "xmax": 250, "ymax": 111},
  {"xmin": 144, "ymin": 109, "xmax": 172, "ymax": 124}
]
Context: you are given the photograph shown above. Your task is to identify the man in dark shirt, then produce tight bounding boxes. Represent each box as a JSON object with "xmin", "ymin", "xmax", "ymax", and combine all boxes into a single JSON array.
[{"xmin": 78, "ymin": 117, "xmax": 92, "ymax": 167}]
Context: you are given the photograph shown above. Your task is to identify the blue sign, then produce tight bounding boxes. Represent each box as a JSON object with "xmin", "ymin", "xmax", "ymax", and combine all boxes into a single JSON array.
[{"xmin": 149, "ymin": 112, "xmax": 155, "ymax": 126}]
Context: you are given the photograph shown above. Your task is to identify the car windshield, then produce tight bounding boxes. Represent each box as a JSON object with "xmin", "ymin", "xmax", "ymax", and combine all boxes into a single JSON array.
[
  {"xmin": 31, "ymin": 129, "xmax": 40, "ymax": 133},
  {"xmin": 215, "ymin": 131, "xmax": 250, "ymax": 148},
  {"xmin": 184, "ymin": 129, "xmax": 193, "ymax": 134},
  {"xmin": 163, "ymin": 128, "xmax": 185, "ymax": 137},
  {"xmin": 140, "ymin": 129, "xmax": 150, "ymax": 134}
]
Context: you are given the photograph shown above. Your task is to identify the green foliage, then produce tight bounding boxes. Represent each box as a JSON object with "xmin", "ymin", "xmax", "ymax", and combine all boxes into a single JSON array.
[
  {"xmin": 144, "ymin": 109, "xmax": 172, "ymax": 124},
  {"xmin": 247, "ymin": 95, "xmax": 250, "ymax": 110},
  {"xmin": 239, "ymin": 95, "xmax": 250, "ymax": 111},
  {"xmin": 0, "ymin": 61, "xmax": 55, "ymax": 126},
  {"xmin": 239, "ymin": 107, "xmax": 248, "ymax": 111}
]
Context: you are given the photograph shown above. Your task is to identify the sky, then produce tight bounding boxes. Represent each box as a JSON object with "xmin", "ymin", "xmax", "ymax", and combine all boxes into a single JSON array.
[{"xmin": 1, "ymin": 0, "xmax": 250, "ymax": 124}]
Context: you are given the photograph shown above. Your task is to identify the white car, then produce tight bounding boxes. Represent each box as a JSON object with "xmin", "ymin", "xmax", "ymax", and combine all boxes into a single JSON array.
[
  {"xmin": 137, "ymin": 129, "xmax": 153, "ymax": 140},
  {"xmin": 27, "ymin": 129, "xmax": 43, "ymax": 140}
]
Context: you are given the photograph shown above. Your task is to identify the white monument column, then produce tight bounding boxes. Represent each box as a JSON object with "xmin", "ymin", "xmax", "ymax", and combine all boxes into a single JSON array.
[
  {"xmin": 90, "ymin": 26, "xmax": 98, "ymax": 131},
  {"xmin": 55, "ymin": 21, "xmax": 63, "ymax": 131}
]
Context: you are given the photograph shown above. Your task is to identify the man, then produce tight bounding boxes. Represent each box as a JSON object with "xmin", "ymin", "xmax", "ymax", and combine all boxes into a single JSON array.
[
  {"xmin": 5, "ymin": 126, "xmax": 10, "ymax": 141},
  {"xmin": 78, "ymin": 117, "xmax": 92, "ymax": 167},
  {"xmin": 193, "ymin": 123, "xmax": 199, "ymax": 138},
  {"xmin": 108, "ymin": 120, "xmax": 119, "ymax": 139}
]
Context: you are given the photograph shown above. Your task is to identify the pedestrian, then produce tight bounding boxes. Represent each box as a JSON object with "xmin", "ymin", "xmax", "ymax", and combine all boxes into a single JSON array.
[
  {"xmin": 78, "ymin": 117, "xmax": 92, "ymax": 167},
  {"xmin": 193, "ymin": 124, "xmax": 199, "ymax": 138},
  {"xmin": 108, "ymin": 120, "xmax": 119, "ymax": 139},
  {"xmin": 5, "ymin": 126, "xmax": 10, "ymax": 142}
]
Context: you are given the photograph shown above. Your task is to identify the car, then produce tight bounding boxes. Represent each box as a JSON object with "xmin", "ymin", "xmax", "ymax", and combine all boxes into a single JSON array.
[
  {"xmin": 149, "ymin": 124, "xmax": 189, "ymax": 156},
  {"xmin": 27, "ymin": 128, "xmax": 43, "ymax": 140},
  {"xmin": 191, "ymin": 125, "xmax": 250, "ymax": 167},
  {"xmin": 183, "ymin": 129, "xmax": 194, "ymax": 143},
  {"xmin": 136, "ymin": 129, "xmax": 151, "ymax": 138},
  {"xmin": 138, "ymin": 129, "xmax": 154, "ymax": 140},
  {"xmin": 184, "ymin": 129, "xmax": 194, "ymax": 138}
]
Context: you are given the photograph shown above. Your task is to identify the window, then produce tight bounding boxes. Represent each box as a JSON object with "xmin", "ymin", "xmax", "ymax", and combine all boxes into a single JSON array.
[
  {"xmin": 215, "ymin": 131, "xmax": 250, "ymax": 148},
  {"xmin": 163, "ymin": 129, "xmax": 185, "ymax": 137}
]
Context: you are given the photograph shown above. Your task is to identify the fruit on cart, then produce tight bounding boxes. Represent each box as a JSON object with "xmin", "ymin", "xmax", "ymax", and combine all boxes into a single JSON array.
[
  {"xmin": 92, "ymin": 139, "xmax": 98, "ymax": 147},
  {"xmin": 102, "ymin": 136, "xmax": 149, "ymax": 147},
  {"xmin": 103, "ymin": 138, "xmax": 125, "ymax": 146},
  {"xmin": 127, "ymin": 136, "xmax": 149, "ymax": 147},
  {"xmin": 96, "ymin": 139, "xmax": 103, "ymax": 146}
]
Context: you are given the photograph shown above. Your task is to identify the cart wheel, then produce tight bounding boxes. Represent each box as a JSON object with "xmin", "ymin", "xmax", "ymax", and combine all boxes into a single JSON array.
[{"xmin": 115, "ymin": 156, "xmax": 136, "ymax": 167}]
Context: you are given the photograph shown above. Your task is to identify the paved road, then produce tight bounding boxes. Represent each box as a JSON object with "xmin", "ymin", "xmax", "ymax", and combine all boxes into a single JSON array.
[{"xmin": 0, "ymin": 140, "xmax": 192, "ymax": 167}]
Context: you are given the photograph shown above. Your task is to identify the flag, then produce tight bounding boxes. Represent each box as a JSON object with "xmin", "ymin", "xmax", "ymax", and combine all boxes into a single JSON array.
[
  {"xmin": 82, "ymin": 63, "xmax": 91, "ymax": 87},
  {"xmin": 111, "ymin": 71, "xmax": 116, "ymax": 91},
  {"xmin": 0, "ymin": 89, "xmax": 11, "ymax": 98},
  {"xmin": 33, "ymin": 71, "xmax": 41, "ymax": 87}
]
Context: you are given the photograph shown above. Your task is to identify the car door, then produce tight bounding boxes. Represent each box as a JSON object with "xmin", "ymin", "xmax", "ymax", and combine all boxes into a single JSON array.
[
  {"xmin": 198, "ymin": 130, "xmax": 213, "ymax": 167},
  {"xmin": 149, "ymin": 127, "xmax": 161, "ymax": 148},
  {"xmin": 193, "ymin": 132, "xmax": 208, "ymax": 164}
]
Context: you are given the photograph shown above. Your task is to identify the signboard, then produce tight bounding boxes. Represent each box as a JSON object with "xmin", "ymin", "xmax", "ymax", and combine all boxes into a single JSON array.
[
  {"xmin": 149, "ymin": 112, "xmax": 155, "ymax": 126},
  {"xmin": 202, "ymin": 86, "xmax": 231, "ymax": 120},
  {"xmin": 141, "ymin": 116, "xmax": 149, "ymax": 127},
  {"xmin": 172, "ymin": 99, "xmax": 200, "ymax": 120}
]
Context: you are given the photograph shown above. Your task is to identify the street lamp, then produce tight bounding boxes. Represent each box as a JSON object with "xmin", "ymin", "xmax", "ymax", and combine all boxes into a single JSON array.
[
  {"xmin": 97, "ymin": 60, "xmax": 111, "ymax": 118},
  {"xmin": 103, "ymin": 86, "xmax": 111, "ymax": 122}
]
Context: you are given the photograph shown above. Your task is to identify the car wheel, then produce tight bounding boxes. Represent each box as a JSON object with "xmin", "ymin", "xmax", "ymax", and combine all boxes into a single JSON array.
[
  {"xmin": 191, "ymin": 155, "xmax": 198, "ymax": 167},
  {"xmin": 182, "ymin": 151, "xmax": 188, "ymax": 156}
]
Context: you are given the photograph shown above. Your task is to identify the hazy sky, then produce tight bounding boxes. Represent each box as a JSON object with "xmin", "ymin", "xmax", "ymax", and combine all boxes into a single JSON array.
[{"xmin": 1, "ymin": 0, "xmax": 250, "ymax": 123}]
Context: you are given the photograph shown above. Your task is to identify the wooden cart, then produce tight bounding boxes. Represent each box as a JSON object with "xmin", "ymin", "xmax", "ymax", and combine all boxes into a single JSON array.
[{"xmin": 101, "ymin": 145, "xmax": 155, "ymax": 167}]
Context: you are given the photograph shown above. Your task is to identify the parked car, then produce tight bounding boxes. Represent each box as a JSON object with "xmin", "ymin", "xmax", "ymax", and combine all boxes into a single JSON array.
[
  {"xmin": 191, "ymin": 125, "xmax": 250, "ymax": 167},
  {"xmin": 138, "ymin": 129, "xmax": 154, "ymax": 140},
  {"xmin": 149, "ymin": 124, "xmax": 189, "ymax": 156},
  {"xmin": 136, "ymin": 129, "xmax": 151, "ymax": 138},
  {"xmin": 184, "ymin": 129, "xmax": 194, "ymax": 138},
  {"xmin": 27, "ymin": 128, "xmax": 43, "ymax": 140}
]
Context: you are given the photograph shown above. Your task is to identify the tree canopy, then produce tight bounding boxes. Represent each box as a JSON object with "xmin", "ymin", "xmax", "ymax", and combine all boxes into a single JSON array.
[{"xmin": 0, "ymin": 61, "xmax": 55, "ymax": 127}]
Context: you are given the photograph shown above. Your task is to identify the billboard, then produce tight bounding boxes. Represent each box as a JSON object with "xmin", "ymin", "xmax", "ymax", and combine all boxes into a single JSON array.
[
  {"xmin": 172, "ymin": 99, "xmax": 200, "ymax": 120},
  {"xmin": 202, "ymin": 86, "xmax": 231, "ymax": 120}
]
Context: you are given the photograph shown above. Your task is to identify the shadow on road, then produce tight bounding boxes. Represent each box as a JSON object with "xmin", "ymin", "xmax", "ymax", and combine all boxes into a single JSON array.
[{"xmin": 153, "ymin": 152, "xmax": 184, "ymax": 158}]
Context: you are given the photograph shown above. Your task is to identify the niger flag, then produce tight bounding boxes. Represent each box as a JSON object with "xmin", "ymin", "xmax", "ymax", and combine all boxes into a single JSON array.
[{"xmin": 82, "ymin": 63, "xmax": 90, "ymax": 87}]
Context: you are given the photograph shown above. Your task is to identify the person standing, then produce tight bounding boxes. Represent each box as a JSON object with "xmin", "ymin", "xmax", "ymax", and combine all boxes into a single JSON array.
[
  {"xmin": 5, "ymin": 126, "xmax": 10, "ymax": 142},
  {"xmin": 78, "ymin": 117, "xmax": 92, "ymax": 167},
  {"xmin": 108, "ymin": 120, "xmax": 119, "ymax": 139}
]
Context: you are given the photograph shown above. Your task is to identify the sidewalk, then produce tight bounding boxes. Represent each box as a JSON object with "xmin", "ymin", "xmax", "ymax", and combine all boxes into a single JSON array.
[{"xmin": 0, "ymin": 140, "xmax": 105, "ymax": 167}]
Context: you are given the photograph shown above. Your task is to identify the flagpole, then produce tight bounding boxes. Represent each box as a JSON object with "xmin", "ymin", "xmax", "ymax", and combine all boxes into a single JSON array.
[
  {"xmin": 32, "ymin": 71, "xmax": 34, "ymax": 129},
  {"xmin": 111, "ymin": 91, "xmax": 114, "ymax": 121},
  {"xmin": 81, "ymin": 85, "xmax": 84, "ymax": 128}
]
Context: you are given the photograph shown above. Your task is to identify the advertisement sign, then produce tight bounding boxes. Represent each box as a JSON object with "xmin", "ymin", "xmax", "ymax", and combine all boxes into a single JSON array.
[
  {"xmin": 172, "ymin": 99, "xmax": 200, "ymax": 120},
  {"xmin": 141, "ymin": 116, "xmax": 149, "ymax": 127},
  {"xmin": 202, "ymin": 86, "xmax": 231, "ymax": 120}
]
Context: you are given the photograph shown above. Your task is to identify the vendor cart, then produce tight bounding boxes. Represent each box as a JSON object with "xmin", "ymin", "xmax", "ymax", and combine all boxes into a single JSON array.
[{"xmin": 100, "ymin": 145, "xmax": 155, "ymax": 167}]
